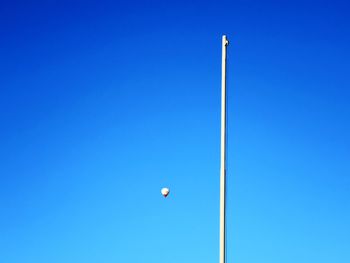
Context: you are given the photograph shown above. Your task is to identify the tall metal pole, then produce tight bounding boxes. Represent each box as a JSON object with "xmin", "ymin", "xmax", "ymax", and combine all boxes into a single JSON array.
[{"xmin": 220, "ymin": 35, "xmax": 229, "ymax": 263}]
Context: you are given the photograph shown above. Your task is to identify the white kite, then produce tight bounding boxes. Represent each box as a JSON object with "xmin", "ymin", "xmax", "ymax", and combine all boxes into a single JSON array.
[{"xmin": 161, "ymin": 187, "xmax": 170, "ymax": 198}]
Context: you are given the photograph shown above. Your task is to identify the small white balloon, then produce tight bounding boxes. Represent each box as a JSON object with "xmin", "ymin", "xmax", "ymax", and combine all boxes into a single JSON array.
[{"xmin": 161, "ymin": 187, "xmax": 170, "ymax": 197}]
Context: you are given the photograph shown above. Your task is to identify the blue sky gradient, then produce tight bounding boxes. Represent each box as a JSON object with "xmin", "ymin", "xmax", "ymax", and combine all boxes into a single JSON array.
[{"xmin": 1, "ymin": 1, "xmax": 349, "ymax": 262}]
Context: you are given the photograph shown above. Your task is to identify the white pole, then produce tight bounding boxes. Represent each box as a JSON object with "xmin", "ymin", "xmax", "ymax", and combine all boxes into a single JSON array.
[{"xmin": 220, "ymin": 35, "xmax": 229, "ymax": 263}]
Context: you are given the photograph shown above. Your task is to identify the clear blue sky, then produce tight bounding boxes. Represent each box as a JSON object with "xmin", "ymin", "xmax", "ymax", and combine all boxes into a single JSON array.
[{"xmin": 1, "ymin": 1, "xmax": 349, "ymax": 262}]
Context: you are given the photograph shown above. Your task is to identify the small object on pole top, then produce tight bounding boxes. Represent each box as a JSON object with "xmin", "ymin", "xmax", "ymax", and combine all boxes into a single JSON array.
[{"xmin": 161, "ymin": 187, "xmax": 170, "ymax": 198}]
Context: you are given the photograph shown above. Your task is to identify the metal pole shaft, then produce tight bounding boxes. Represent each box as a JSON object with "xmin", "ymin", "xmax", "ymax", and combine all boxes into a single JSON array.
[{"xmin": 220, "ymin": 35, "xmax": 229, "ymax": 263}]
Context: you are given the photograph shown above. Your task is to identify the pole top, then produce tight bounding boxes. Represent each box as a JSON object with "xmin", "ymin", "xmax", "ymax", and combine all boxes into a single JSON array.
[{"xmin": 222, "ymin": 35, "xmax": 229, "ymax": 46}]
